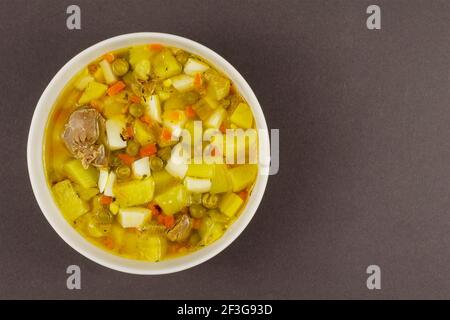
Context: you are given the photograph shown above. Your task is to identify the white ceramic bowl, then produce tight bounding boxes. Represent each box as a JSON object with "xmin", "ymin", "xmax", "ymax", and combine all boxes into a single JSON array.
[{"xmin": 27, "ymin": 33, "xmax": 270, "ymax": 274}]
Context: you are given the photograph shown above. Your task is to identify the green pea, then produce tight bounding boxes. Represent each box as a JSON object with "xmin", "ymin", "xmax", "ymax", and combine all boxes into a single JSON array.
[
  {"xmin": 116, "ymin": 165, "xmax": 131, "ymax": 179},
  {"xmin": 111, "ymin": 58, "xmax": 129, "ymax": 76},
  {"xmin": 175, "ymin": 51, "xmax": 189, "ymax": 64},
  {"xmin": 202, "ymin": 193, "xmax": 219, "ymax": 209},
  {"xmin": 150, "ymin": 156, "xmax": 164, "ymax": 171},
  {"xmin": 126, "ymin": 140, "xmax": 140, "ymax": 156},
  {"xmin": 183, "ymin": 91, "xmax": 200, "ymax": 105},
  {"xmin": 189, "ymin": 204, "xmax": 207, "ymax": 219},
  {"xmin": 129, "ymin": 103, "xmax": 145, "ymax": 118},
  {"xmin": 189, "ymin": 232, "xmax": 201, "ymax": 246}
]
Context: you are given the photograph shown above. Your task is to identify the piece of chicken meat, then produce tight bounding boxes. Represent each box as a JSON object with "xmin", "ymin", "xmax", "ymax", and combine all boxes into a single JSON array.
[
  {"xmin": 166, "ymin": 214, "xmax": 193, "ymax": 242},
  {"xmin": 63, "ymin": 108, "xmax": 107, "ymax": 168}
]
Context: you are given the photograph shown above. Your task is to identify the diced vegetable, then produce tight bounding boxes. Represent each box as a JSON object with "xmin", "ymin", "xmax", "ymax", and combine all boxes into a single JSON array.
[
  {"xmin": 133, "ymin": 59, "xmax": 151, "ymax": 81},
  {"xmin": 111, "ymin": 58, "xmax": 129, "ymax": 76},
  {"xmin": 207, "ymin": 74, "xmax": 230, "ymax": 100},
  {"xmin": 103, "ymin": 172, "xmax": 116, "ymax": 197},
  {"xmin": 199, "ymin": 216, "xmax": 224, "ymax": 245},
  {"xmin": 105, "ymin": 117, "xmax": 127, "ymax": 150},
  {"xmin": 107, "ymin": 81, "xmax": 126, "ymax": 96},
  {"xmin": 113, "ymin": 177, "xmax": 155, "ymax": 207},
  {"xmin": 75, "ymin": 68, "xmax": 94, "ymax": 90},
  {"xmin": 152, "ymin": 49, "xmax": 182, "ymax": 79},
  {"xmin": 154, "ymin": 184, "xmax": 189, "ymax": 215},
  {"xmin": 129, "ymin": 103, "xmax": 145, "ymax": 118},
  {"xmin": 139, "ymin": 143, "xmax": 157, "ymax": 157},
  {"xmin": 164, "ymin": 94, "xmax": 186, "ymax": 110},
  {"xmin": 63, "ymin": 159, "xmax": 99, "ymax": 188},
  {"xmin": 99, "ymin": 59, "xmax": 118, "ymax": 85},
  {"xmin": 228, "ymin": 164, "xmax": 257, "ymax": 192},
  {"xmin": 145, "ymin": 95, "xmax": 162, "ymax": 123},
  {"xmin": 230, "ymin": 103, "xmax": 253, "ymax": 129},
  {"xmin": 118, "ymin": 207, "xmax": 151, "ymax": 229},
  {"xmin": 109, "ymin": 202, "xmax": 120, "ymax": 215},
  {"xmin": 129, "ymin": 45, "xmax": 151, "ymax": 68},
  {"xmin": 205, "ymin": 107, "xmax": 226, "ymax": 129},
  {"xmin": 117, "ymin": 153, "xmax": 135, "ymax": 166},
  {"xmin": 184, "ymin": 177, "xmax": 211, "ymax": 193},
  {"xmin": 100, "ymin": 195, "xmax": 113, "ymax": 205},
  {"xmin": 171, "ymin": 74, "xmax": 195, "ymax": 92},
  {"xmin": 165, "ymin": 143, "xmax": 189, "ymax": 179},
  {"xmin": 74, "ymin": 184, "xmax": 99, "ymax": 201},
  {"xmin": 78, "ymin": 81, "xmax": 108, "ymax": 104},
  {"xmin": 52, "ymin": 180, "xmax": 89, "ymax": 221},
  {"xmin": 138, "ymin": 234, "xmax": 166, "ymax": 261},
  {"xmin": 115, "ymin": 164, "xmax": 131, "ymax": 179},
  {"xmin": 184, "ymin": 58, "xmax": 209, "ymax": 76},
  {"xmin": 210, "ymin": 164, "xmax": 232, "ymax": 194},
  {"xmin": 187, "ymin": 163, "xmax": 214, "ymax": 178},
  {"xmin": 218, "ymin": 192, "xmax": 243, "ymax": 218},
  {"xmin": 150, "ymin": 156, "xmax": 164, "ymax": 172},
  {"xmin": 192, "ymin": 97, "xmax": 217, "ymax": 120},
  {"xmin": 133, "ymin": 119, "xmax": 156, "ymax": 146},
  {"xmin": 152, "ymin": 169, "xmax": 178, "ymax": 195},
  {"xmin": 132, "ymin": 156, "xmax": 151, "ymax": 179}
]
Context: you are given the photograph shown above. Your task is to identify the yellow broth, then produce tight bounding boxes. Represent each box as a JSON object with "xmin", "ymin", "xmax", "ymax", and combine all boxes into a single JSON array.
[{"xmin": 44, "ymin": 44, "xmax": 258, "ymax": 261}]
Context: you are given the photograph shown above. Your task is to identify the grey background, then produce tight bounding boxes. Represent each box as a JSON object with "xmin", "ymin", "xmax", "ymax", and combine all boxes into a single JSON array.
[{"xmin": 0, "ymin": 0, "xmax": 449, "ymax": 299}]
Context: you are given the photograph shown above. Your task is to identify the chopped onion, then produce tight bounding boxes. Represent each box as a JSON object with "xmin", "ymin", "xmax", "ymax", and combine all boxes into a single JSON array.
[
  {"xmin": 105, "ymin": 118, "xmax": 127, "ymax": 150},
  {"xmin": 184, "ymin": 58, "xmax": 209, "ymax": 76},
  {"xmin": 103, "ymin": 172, "xmax": 116, "ymax": 197},
  {"xmin": 205, "ymin": 107, "xmax": 226, "ymax": 129},
  {"xmin": 132, "ymin": 157, "xmax": 151, "ymax": 179},
  {"xmin": 98, "ymin": 169, "xmax": 109, "ymax": 193},
  {"xmin": 184, "ymin": 177, "xmax": 212, "ymax": 193},
  {"xmin": 118, "ymin": 207, "xmax": 151, "ymax": 229},
  {"xmin": 171, "ymin": 74, "xmax": 195, "ymax": 92},
  {"xmin": 99, "ymin": 59, "xmax": 117, "ymax": 85},
  {"xmin": 145, "ymin": 95, "xmax": 162, "ymax": 123}
]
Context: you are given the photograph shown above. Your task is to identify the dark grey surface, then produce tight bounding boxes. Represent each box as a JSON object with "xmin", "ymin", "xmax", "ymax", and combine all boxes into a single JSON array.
[{"xmin": 1, "ymin": 0, "xmax": 450, "ymax": 299}]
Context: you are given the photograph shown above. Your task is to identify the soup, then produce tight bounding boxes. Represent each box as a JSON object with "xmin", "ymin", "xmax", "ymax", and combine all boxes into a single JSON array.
[{"xmin": 44, "ymin": 44, "xmax": 258, "ymax": 261}]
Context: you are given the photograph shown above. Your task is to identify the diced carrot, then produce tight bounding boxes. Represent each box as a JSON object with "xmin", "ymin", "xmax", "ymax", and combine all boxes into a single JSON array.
[
  {"xmin": 103, "ymin": 52, "xmax": 115, "ymax": 63},
  {"xmin": 117, "ymin": 153, "xmax": 135, "ymax": 166},
  {"xmin": 185, "ymin": 105, "xmax": 196, "ymax": 118},
  {"xmin": 211, "ymin": 148, "xmax": 217, "ymax": 157},
  {"xmin": 192, "ymin": 219, "xmax": 202, "ymax": 230},
  {"xmin": 139, "ymin": 143, "xmax": 157, "ymax": 157},
  {"xmin": 148, "ymin": 203, "xmax": 161, "ymax": 216},
  {"xmin": 164, "ymin": 215, "xmax": 175, "ymax": 228},
  {"xmin": 238, "ymin": 191, "xmax": 248, "ymax": 200},
  {"xmin": 102, "ymin": 236, "xmax": 115, "ymax": 249},
  {"xmin": 219, "ymin": 123, "xmax": 227, "ymax": 134},
  {"xmin": 194, "ymin": 73, "xmax": 202, "ymax": 89},
  {"xmin": 123, "ymin": 126, "xmax": 134, "ymax": 139},
  {"xmin": 157, "ymin": 215, "xmax": 165, "ymax": 225},
  {"xmin": 107, "ymin": 81, "xmax": 126, "ymax": 96},
  {"xmin": 167, "ymin": 110, "xmax": 181, "ymax": 121},
  {"xmin": 100, "ymin": 195, "xmax": 113, "ymax": 205},
  {"xmin": 129, "ymin": 95, "xmax": 141, "ymax": 104},
  {"xmin": 160, "ymin": 127, "xmax": 172, "ymax": 141},
  {"xmin": 149, "ymin": 44, "xmax": 163, "ymax": 51},
  {"xmin": 140, "ymin": 115, "xmax": 152, "ymax": 124}
]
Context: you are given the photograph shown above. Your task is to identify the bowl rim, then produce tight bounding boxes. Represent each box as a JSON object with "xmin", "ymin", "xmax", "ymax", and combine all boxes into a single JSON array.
[{"xmin": 27, "ymin": 32, "xmax": 270, "ymax": 275}]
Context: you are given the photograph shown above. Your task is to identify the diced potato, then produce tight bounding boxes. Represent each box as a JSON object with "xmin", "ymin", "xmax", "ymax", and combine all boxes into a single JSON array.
[
  {"xmin": 184, "ymin": 58, "xmax": 209, "ymax": 76},
  {"xmin": 132, "ymin": 157, "xmax": 151, "ymax": 179},
  {"xmin": 228, "ymin": 164, "xmax": 258, "ymax": 192},
  {"xmin": 73, "ymin": 184, "xmax": 99, "ymax": 201},
  {"xmin": 134, "ymin": 119, "xmax": 156, "ymax": 146},
  {"xmin": 133, "ymin": 59, "xmax": 151, "ymax": 80},
  {"xmin": 129, "ymin": 45, "xmax": 152, "ymax": 68},
  {"xmin": 52, "ymin": 180, "xmax": 89, "ymax": 221},
  {"xmin": 74, "ymin": 68, "xmax": 94, "ymax": 90},
  {"xmin": 118, "ymin": 207, "xmax": 151, "ymax": 229},
  {"xmin": 207, "ymin": 74, "xmax": 230, "ymax": 100},
  {"xmin": 152, "ymin": 49, "xmax": 182, "ymax": 79},
  {"xmin": 154, "ymin": 184, "xmax": 188, "ymax": 215},
  {"xmin": 109, "ymin": 202, "xmax": 120, "ymax": 215},
  {"xmin": 210, "ymin": 164, "xmax": 232, "ymax": 194},
  {"xmin": 199, "ymin": 217, "xmax": 224, "ymax": 245},
  {"xmin": 164, "ymin": 94, "xmax": 186, "ymax": 110},
  {"xmin": 184, "ymin": 177, "xmax": 212, "ymax": 193},
  {"xmin": 153, "ymin": 169, "xmax": 178, "ymax": 195},
  {"xmin": 187, "ymin": 163, "xmax": 214, "ymax": 178},
  {"xmin": 138, "ymin": 234, "xmax": 166, "ymax": 261},
  {"xmin": 63, "ymin": 159, "xmax": 99, "ymax": 189},
  {"xmin": 78, "ymin": 81, "xmax": 108, "ymax": 104},
  {"xmin": 230, "ymin": 103, "xmax": 253, "ymax": 129},
  {"xmin": 106, "ymin": 117, "xmax": 127, "ymax": 150},
  {"xmin": 113, "ymin": 177, "xmax": 155, "ymax": 207},
  {"xmin": 218, "ymin": 192, "xmax": 244, "ymax": 218}
]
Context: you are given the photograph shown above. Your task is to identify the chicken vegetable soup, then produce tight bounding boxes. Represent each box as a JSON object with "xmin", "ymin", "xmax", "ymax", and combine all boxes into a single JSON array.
[{"xmin": 44, "ymin": 44, "xmax": 258, "ymax": 261}]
